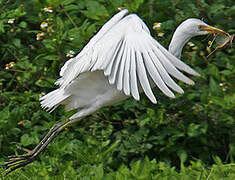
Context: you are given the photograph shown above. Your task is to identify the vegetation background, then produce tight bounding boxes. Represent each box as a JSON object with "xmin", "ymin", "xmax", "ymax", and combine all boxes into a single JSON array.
[{"xmin": 0, "ymin": 0, "xmax": 234, "ymax": 179}]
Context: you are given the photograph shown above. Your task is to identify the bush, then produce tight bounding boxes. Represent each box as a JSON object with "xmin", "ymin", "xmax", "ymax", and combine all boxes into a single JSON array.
[{"xmin": 0, "ymin": 0, "xmax": 234, "ymax": 179}]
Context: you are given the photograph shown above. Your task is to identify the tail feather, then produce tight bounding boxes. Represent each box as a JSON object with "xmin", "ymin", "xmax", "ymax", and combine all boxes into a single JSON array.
[{"xmin": 40, "ymin": 89, "xmax": 69, "ymax": 112}]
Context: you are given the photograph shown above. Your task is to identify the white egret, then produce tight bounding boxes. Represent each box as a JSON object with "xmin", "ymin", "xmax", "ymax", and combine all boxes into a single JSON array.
[{"xmin": 2, "ymin": 9, "xmax": 226, "ymax": 175}]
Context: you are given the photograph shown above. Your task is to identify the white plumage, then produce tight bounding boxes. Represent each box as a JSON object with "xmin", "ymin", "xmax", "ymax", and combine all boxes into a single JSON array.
[
  {"xmin": 40, "ymin": 9, "xmax": 214, "ymax": 121},
  {"xmin": 4, "ymin": 9, "xmax": 227, "ymax": 176}
]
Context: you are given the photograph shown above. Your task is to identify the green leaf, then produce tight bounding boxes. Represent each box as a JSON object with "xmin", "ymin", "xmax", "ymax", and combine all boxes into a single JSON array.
[
  {"xmin": 177, "ymin": 150, "xmax": 188, "ymax": 169},
  {"xmin": 21, "ymin": 134, "xmax": 34, "ymax": 146},
  {"xmin": 63, "ymin": 4, "xmax": 80, "ymax": 12},
  {"xmin": 94, "ymin": 164, "xmax": 104, "ymax": 180},
  {"xmin": 125, "ymin": 0, "xmax": 144, "ymax": 11},
  {"xmin": 35, "ymin": 78, "xmax": 55, "ymax": 88},
  {"xmin": 62, "ymin": 0, "xmax": 76, "ymax": 5},
  {"xmin": 42, "ymin": 55, "xmax": 59, "ymax": 61},
  {"xmin": 13, "ymin": 38, "xmax": 21, "ymax": 48},
  {"xmin": 208, "ymin": 64, "xmax": 220, "ymax": 80},
  {"xmin": 19, "ymin": 21, "xmax": 27, "ymax": 28},
  {"xmin": 0, "ymin": 106, "xmax": 10, "ymax": 122},
  {"xmin": 187, "ymin": 123, "xmax": 201, "ymax": 137},
  {"xmin": 0, "ymin": 21, "xmax": 5, "ymax": 33},
  {"xmin": 209, "ymin": 77, "xmax": 220, "ymax": 95},
  {"xmin": 139, "ymin": 117, "xmax": 150, "ymax": 127},
  {"xmin": 81, "ymin": 0, "xmax": 109, "ymax": 20}
]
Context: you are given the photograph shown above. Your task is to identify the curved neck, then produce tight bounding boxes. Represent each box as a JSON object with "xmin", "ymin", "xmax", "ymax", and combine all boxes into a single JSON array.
[{"xmin": 168, "ymin": 28, "xmax": 193, "ymax": 59}]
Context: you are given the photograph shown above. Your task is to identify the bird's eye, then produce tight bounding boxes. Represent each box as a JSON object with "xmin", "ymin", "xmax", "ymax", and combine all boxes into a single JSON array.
[{"xmin": 198, "ymin": 25, "xmax": 207, "ymax": 31}]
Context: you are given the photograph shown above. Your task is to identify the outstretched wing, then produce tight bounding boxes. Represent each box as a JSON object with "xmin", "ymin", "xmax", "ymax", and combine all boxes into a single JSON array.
[
  {"xmin": 56, "ymin": 9, "xmax": 129, "ymax": 85},
  {"xmin": 58, "ymin": 10, "xmax": 199, "ymax": 103}
]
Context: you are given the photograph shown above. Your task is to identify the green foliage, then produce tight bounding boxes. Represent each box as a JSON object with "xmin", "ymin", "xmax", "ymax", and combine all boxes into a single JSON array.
[
  {"xmin": 1, "ymin": 157, "xmax": 235, "ymax": 179},
  {"xmin": 0, "ymin": 0, "xmax": 234, "ymax": 178}
]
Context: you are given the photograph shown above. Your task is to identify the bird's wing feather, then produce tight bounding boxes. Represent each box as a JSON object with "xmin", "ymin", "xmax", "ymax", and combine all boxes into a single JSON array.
[
  {"xmin": 90, "ymin": 14, "xmax": 198, "ymax": 103},
  {"xmin": 56, "ymin": 9, "xmax": 129, "ymax": 86},
  {"xmin": 58, "ymin": 12, "xmax": 199, "ymax": 103}
]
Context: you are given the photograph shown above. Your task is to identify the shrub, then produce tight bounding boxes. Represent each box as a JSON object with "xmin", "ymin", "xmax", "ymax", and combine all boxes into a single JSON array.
[{"xmin": 0, "ymin": 0, "xmax": 234, "ymax": 178}]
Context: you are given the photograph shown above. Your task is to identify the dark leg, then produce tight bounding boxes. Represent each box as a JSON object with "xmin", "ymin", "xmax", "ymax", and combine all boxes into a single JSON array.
[{"xmin": 1, "ymin": 119, "xmax": 71, "ymax": 176}]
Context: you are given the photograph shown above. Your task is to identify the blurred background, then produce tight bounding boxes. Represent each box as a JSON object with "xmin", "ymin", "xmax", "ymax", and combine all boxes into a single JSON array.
[{"xmin": 0, "ymin": 0, "xmax": 234, "ymax": 179}]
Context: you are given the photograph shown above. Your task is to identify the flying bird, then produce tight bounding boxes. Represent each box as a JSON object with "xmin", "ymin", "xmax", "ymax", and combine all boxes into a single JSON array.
[{"xmin": 2, "ymin": 9, "xmax": 226, "ymax": 175}]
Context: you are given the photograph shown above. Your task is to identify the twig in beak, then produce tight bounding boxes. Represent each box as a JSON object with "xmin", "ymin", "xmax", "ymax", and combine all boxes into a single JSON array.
[{"xmin": 207, "ymin": 33, "xmax": 234, "ymax": 58}]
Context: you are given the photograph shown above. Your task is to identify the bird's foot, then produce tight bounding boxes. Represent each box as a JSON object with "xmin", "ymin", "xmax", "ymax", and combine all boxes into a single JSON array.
[
  {"xmin": 1, "ymin": 119, "xmax": 71, "ymax": 176},
  {"xmin": 1, "ymin": 152, "xmax": 36, "ymax": 176}
]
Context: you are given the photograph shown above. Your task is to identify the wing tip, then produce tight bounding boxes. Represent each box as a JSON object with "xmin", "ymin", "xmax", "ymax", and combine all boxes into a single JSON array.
[
  {"xmin": 152, "ymin": 99, "xmax": 158, "ymax": 104},
  {"xmin": 187, "ymin": 79, "xmax": 195, "ymax": 86},
  {"xmin": 178, "ymin": 88, "xmax": 184, "ymax": 94},
  {"xmin": 194, "ymin": 71, "xmax": 201, "ymax": 77},
  {"xmin": 150, "ymin": 96, "xmax": 157, "ymax": 104},
  {"xmin": 169, "ymin": 94, "xmax": 176, "ymax": 99},
  {"xmin": 189, "ymin": 69, "xmax": 200, "ymax": 77},
  {"xmin": 133, "ymin": 93, "xmax": 140, "ymax": 101}
]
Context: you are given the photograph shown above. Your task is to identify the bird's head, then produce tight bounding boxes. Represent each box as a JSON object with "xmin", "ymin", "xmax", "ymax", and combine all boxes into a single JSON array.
[
  {"xmin": 169, "ymin": 18, "xmax": 227, "ymax": 58},
  {"xmin": 178, "ymin": 18, "xmax": 226, "ymax": 36}
]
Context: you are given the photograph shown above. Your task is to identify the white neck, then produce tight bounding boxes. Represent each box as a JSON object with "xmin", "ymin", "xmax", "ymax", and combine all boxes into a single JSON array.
[{"xmin": 168, "ymin": 28, "xmax": 193, "ymax": 59}]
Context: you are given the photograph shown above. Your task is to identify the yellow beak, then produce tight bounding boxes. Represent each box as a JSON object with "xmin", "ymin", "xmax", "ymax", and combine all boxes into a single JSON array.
[{"xmin": 199, "ymin": 25, "xmax": 227, "ymax": 35}]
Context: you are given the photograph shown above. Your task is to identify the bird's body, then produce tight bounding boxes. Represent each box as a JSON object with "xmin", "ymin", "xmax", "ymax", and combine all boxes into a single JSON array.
[
  {"xmin": 40, "ymin": 10, "xmax": 208, "ymax": 121},
  {"xmin": 3, "ymin": 9, "xmax": 226, "ymax": 176},
  {"xmin": 56, "ymin": 70, "xmax": 127, "ymax": 120}
]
